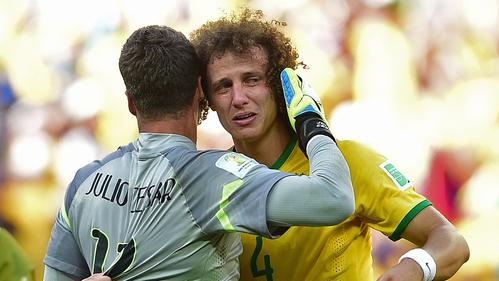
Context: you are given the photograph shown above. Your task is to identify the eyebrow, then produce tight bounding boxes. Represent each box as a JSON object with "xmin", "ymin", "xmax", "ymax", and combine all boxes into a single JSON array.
[
  {"xmin": 210, "ymin": 71, "xmax": 263, "ymax": 89},
  {"xmin": 241, "ymin": 71, "xmax": 262, "ymax": 78}
]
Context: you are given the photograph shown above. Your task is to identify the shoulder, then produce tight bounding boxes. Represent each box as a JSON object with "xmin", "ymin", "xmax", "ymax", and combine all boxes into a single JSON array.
[
  {"xmin": 65, "ymin": 143, "xmax": 135, "ymax": 208},
  {"xmin": 337, "ymin": 139, "xmax": 413, "ymax": 189},
  {"xmin": 337, "ymin": 139, "xmax": 387, "ymax": 167},
  {"xmin": 338, "ymin": 140, "xmax": 415, "ymax": 194},
  {"xmin": 72, "ymin": 143, "xmax": 134, "ymax": 187},
  {"xmin": 165, "ymin": 146, "xmax": 229, "ymax": 170},
  {"xmin": 173, "ymin": 147, "xmax": 262, "ymax": 179}
]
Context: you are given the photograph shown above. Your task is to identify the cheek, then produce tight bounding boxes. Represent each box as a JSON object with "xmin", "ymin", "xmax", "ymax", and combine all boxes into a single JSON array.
[
  {"xmin": 209, "ymin": 96, "xmax": 224, "ymax": 111},
  {"xmin": 211, "ymin": 100, "xmax": 230, "ymax": 120},
  {"xmin": 262, "ymin": 95, "xmax": 278, "ymax": 117},
  {"xmin": 215, "ymin": 110, "xmax": 233, "ymax": 132}
]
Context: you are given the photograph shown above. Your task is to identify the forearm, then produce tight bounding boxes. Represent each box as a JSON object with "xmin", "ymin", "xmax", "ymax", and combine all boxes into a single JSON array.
[
  {"xmin": 421, "ymin": 225, "xmax": 470, "ymax": 280},
  {"xmin": 398, "ymin": 207, "xmax": 470, "ymax": 281},
  {"xmin": 266, "ymin": 135, "xmax": 354, "ymax": 226}
]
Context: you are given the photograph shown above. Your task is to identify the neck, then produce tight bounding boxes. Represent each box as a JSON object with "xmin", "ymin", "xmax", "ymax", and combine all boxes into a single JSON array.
[
  {"xmin": 138, "ymin": 117, "xmax": 197, "ymax": 144},
  {"xmin": 233, "ymin": 121, "xmax": 293, "ymax": 167}
]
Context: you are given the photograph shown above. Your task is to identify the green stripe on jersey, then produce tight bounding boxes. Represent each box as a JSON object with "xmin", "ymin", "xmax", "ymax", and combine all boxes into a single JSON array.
[
  {"xmin": 61, "ymin": 202, "xmax": 71, "ymax": 230},
  {"xmin": 271, "ymin": 137, "xmax": 297, "ymax": 170},
  {"xmin": 215, "ymin": 179, "xmax": 244, "ymax": 232},
  {"xmin": 389, "ymin": 200, "xmax": 432, "ymax": 241}
]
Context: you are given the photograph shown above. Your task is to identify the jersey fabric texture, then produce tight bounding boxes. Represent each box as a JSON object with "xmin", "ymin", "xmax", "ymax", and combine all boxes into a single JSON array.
[
  {"xmin": 44, "ymin": 133, "xmax": 290, "ymax": 281},
  {"xmin": 239, "ymin": 138, "xmax": 431, "ymax": 281},
  {"xmin": 0, "ymin": 228, "xmax": 35, "ymax": 281}
]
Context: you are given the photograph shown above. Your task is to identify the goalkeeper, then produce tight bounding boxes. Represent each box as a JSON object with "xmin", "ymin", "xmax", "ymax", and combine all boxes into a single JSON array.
[
  {"xmin": 191, "ymin": 8, "xmax": 469, "ymax": 281},
  {"xmin": 44, "ymin": 24, "xmax": 354, "ymax": 281}
]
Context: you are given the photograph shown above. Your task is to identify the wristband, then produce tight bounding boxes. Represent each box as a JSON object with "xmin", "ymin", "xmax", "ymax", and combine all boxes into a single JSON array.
[
  {"xmin": 295, "ymin": 113, "xmax": 335, "ymax": 155},
  {"xmin": 398, "ymin": 248, "xmax": 436, "ymax": 281}
]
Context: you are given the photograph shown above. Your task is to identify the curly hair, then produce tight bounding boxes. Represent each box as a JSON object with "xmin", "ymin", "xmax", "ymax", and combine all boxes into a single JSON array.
[
  {"xmin": 119, "ymin": 25, "xmax": 209, "ymax": 122},
  {"xmin": 190, "ymin": 8, "xmax": 302, "ymax": 123}
]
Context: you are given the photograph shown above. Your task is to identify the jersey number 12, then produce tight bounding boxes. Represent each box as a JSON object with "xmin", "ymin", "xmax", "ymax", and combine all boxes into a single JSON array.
[{"xmin": 91, "ymin": 228, "xmax": 136, "ymax": 278}]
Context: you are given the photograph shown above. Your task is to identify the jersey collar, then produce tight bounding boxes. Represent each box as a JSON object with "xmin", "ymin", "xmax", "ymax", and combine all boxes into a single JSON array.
[
  {"xmin": 230, "ymin": 137, "xmax": 297, "ymax": 170},
  {"xmin": 270, "ymin": 137, "xmax": 297, "ymax": 169},
  {"xmin": 134, "ymin": 133, "xmax": 195, "ymax": 158}
]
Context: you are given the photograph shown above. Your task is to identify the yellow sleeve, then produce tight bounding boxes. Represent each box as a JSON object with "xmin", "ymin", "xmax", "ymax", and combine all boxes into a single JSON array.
[{"xmin": 338, "ymin": 140, "xmax": 431, "ymax": 241}]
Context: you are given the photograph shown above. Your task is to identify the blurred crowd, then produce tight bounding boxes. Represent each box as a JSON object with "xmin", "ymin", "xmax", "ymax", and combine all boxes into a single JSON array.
[{"xmin": 0, "ymin": 0, "xmax": 498, "ymax": 280}]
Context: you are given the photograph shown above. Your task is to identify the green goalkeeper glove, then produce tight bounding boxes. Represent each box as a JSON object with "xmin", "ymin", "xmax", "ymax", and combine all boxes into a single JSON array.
[{"xmin": 280, "ymin": 68, "xmax": 335, "ymax": 154}]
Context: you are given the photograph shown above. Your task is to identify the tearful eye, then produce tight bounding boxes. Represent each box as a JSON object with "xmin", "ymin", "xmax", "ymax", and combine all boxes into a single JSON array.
[
  {"xmin": 214, "ymin": 82, "xmax": 231, "ymax": 94},
  {"xmin": 246, "ymin": 77, "xmax": 259, "ymax": 86},
  {"xmin": 215, "ymin": 87, "xmax": 228, "ymax": 94}
]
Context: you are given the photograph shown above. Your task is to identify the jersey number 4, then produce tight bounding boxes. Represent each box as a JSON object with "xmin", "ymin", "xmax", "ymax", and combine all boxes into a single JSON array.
[
  {"xmin": 251, "ymin": 236, "xmax": 274, "ymax": 281},
  {"xmin": 91, "ymin": 228, "xmax": 136, "ymax": 278}
]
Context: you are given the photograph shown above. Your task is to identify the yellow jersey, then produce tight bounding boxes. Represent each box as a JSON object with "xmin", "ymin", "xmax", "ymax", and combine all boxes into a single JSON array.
[{"xmin": 239, "ymin": 139, "xmax": 431, "ymax": 281}]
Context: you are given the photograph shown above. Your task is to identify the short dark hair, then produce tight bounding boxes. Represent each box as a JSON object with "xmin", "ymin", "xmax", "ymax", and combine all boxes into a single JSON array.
[
  {"xmin": 190, "ymin": 8, "xmax": 301, "ymax": 121},
  {"xmin": 119, "ymin": 25, "xmax": 201, "ymax": 120}
]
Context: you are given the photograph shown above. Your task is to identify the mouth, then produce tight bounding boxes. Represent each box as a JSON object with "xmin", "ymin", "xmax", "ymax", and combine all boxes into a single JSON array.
[{"xmin": 232, "ymin": 112, "xmax": 257, "ymax": 125}]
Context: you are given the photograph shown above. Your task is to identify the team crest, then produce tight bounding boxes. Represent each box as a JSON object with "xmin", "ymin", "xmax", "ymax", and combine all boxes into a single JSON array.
[
  {"xmin": 379, "ymin": 160, "xmax": 411, "ymax": 190},
  {"xmin": 216, "ymin": 152, "xmax": 258, "ymax": 178}
]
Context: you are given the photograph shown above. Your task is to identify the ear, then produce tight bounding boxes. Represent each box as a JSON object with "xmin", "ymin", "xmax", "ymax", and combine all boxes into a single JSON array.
[
  {"xmin": 192, "ymin": 76, "xmax": 204, "ymax": 104},
  {"xmin": 197, "ymin": 77, "xmax": 214, "ymax": 110},
  {"xmin": 196, "ymin": 77, "xmax": 204, "ymax": 101},
  {"xmin": 126, "ymin": 91, "xmax": 137, "ymax": 116}
]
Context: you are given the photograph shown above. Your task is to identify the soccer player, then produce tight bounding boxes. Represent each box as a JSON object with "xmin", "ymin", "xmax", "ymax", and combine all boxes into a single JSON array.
[
  {"xmin": 0, "ymin": 227, "xmax": 35, "ymax": 281},
  {"xmin": 43, "ymin": 25, "xmax": 355, "ymax": 280},
  {"xmin": 190, "ymin": 8, "xmax": 470, "ymax": 281}
]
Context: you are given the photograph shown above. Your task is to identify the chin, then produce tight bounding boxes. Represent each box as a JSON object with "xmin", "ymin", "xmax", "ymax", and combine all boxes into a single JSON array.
[{"xmin": 232, "ymin": 129, "xmax": 260, "ymax": 142}]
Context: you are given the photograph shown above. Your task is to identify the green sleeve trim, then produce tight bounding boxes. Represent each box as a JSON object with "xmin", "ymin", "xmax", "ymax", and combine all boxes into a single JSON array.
[
  {"xmin": 61, "ymin": 202, "xmax": 72, "ymax": 230},
  {"xmin": 270, "ymin": 137, "xmax": 297, "ymax": 169},
  {"xmin": 215, "ymin": 179, "xmax": 244, "ymax": 232},
  {"xmin": 389, "ymin": 200, "xmax": 432, "ymax": 241}
]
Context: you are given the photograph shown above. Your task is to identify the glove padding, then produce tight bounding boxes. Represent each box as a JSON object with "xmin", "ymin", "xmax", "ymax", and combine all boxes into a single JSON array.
[{"xmin": 280, "ymin": 68, "xmax": 335, "ymax": 155}]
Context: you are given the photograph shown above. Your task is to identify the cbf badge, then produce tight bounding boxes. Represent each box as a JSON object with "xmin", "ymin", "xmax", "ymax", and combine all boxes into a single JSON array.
[
  {"xmin": 379, "ymin": 160, "xmax": 411, "ymax": 190},
  {"xmin": 216, "ymin": 152, "xmax": 258, "ymax": 178}
]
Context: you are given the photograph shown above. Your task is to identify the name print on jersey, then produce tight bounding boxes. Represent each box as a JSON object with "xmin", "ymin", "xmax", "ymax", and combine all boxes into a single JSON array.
[
  {"xmin": 85, "ymin": 173, "xmax": 177, "ymax": 212},
  {"xmin": 131, "ymin": 178, "xmax": 176, "ymax": 213},
  {"xmin": 85, "ymin": 173, "xmax": 129, "ymax": 206}
]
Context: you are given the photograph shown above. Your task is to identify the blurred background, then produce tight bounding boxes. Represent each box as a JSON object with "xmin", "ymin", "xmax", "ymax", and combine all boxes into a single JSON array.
[{"xmin": 0, "ymin": 0, "xmax": 497, "ymax": 280}]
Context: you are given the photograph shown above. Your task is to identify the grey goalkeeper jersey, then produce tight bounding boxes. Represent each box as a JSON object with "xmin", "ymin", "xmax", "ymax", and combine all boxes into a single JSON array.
[{"xmin": 44, "ymin": 133, "xmax": 290, "ymax": 281}]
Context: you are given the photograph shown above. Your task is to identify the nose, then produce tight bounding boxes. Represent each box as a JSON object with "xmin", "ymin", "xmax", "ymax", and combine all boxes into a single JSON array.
[{"xmin": 232, "ymin": 83, "xmax": 249, "ymax": 108}]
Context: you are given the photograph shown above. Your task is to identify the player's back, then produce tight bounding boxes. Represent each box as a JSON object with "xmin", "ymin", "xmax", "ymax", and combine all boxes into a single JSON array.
[
  {"xmin": 67, "ymin": 134, "xmax": 242, "ymax": 280},
  {"xmin": 46, "ymin": 133, "xmax": 286, "ymax": 280}
]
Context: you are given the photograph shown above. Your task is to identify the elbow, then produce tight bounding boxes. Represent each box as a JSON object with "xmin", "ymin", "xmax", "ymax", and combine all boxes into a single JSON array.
[
  {"xmin": 339, "ymin": 194, "xmax": 355, "ymax": 223},
  {"xmin": 333, "ymin": 173, "xmax": 355, "ymax": 224},
  {"xmin": 451, "ymin": 231, "xmax": 470, "ymax": 270},
  {"xmin": 459, "ymin": 233, "xmax": 471, "ymax": 265},
  {"xmin": 438, "ymin": 230, "xmax": 471, "ymax": 280},
  {"xmin": 331, "ymin": 201, "xmax": 354, "ymax": 225},
  {"xmin": 339, "ymin": 183, "xmax": 355, "ymax": 222},
  {"xmin": 327, "ymin": 190, "xmax": 355, "ymax": 225}
]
